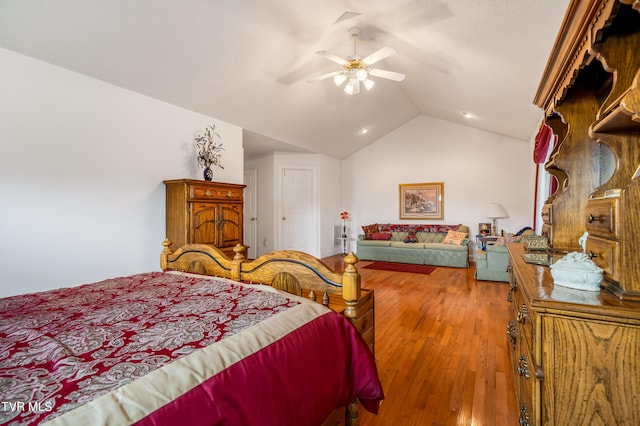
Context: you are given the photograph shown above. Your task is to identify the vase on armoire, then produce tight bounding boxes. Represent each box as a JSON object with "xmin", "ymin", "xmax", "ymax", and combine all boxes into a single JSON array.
[{"xmin": 203, "ymin": 166, "xmax": 213, "ymax": 181}]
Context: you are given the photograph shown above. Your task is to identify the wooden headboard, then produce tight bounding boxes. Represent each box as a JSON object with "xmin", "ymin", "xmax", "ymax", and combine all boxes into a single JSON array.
[{"xmin": 160, "ymin": 239, "xmax": 362, "ymax": 320}]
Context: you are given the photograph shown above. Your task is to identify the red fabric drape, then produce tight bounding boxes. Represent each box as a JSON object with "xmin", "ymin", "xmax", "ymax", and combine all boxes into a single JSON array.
[
  {"xmin": 550, "ymin": 174, "xmax": 558, "ymax": 195},
  {"xmin": 533, "ymin": 121, "xmax": 552, "ymax": 164},
  {"xmin": 532, "ymin": 120, "xmax": 554, "ymax": 229}
]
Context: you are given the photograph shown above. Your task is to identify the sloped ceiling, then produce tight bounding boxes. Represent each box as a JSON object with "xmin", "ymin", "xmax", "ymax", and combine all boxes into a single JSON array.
[{"xmin": 0, "ymin": 0, "xmax": 570, "ymax": 160}]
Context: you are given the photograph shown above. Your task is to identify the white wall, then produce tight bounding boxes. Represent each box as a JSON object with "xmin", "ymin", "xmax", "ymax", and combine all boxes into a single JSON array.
[
  {"xmin": 0, "ymin": 48, "xmax": 243, "ymax": 297},
  {"xmin": 342, "ymin": 115, "xmax": 536, "ymax": 256},
  {"xmin": 318, "ymin": 155, "xmax": 343, "ymax": 258}
]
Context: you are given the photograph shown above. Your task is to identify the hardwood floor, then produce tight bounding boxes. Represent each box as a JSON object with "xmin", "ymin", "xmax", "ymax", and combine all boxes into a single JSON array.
[{"xmin": 322, "ymin": 256, "xmax": 518, "ymax": 426}]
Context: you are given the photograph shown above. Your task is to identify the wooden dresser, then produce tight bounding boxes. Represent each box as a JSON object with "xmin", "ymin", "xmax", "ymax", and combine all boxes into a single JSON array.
[
  {"xmin": 507, "ymin": 243, "xmax": 640, "ymax": 425},
  {"xmin": 164, "ymin": 179, "xmax": 246, "ymax": 258},
  {"xmin": 534, "ymin": 0, "xmax": 640, "ymax": 301}
]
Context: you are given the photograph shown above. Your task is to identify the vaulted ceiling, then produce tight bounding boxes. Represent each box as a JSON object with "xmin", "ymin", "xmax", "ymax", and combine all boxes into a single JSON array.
[{"xmin": 0, "ymin": 0, "xmax": 570, "ymax": 160}]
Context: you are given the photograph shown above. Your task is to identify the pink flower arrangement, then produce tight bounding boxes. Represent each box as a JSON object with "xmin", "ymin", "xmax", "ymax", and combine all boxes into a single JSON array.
[{"xmin": 339, "ymin": 211, "xmax": 350, "ymax": 236}]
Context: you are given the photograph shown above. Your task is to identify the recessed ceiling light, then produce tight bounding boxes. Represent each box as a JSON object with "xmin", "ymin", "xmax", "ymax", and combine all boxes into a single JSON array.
[
  {"xmin": 462, "ymin": 112, "xmax": 474, "ymax": 119},
  {"xmin": 360, "ymin": 128, "xmax": 369, "ymax": 135}
]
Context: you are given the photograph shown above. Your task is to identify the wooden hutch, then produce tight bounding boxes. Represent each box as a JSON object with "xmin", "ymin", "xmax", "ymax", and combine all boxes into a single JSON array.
[
  {"xmin": 535, "ymin": 0, "xmax": 640, "ymax": 300},
  {"xmin": 164, "ymin": 179, "xmax": 245, "ymax": 258},
  {"xmin": 507, "ymin": 1, "xmax": 640, "ymax": 425}
]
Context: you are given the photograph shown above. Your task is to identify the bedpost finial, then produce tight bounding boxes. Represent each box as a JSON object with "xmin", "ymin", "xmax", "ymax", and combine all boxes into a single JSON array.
[
  {"xmin": 233, "ymin": 243, "xmax": 246, "ymax": 261},
  {"xmin": 160, "ymin": 239, "xmax": 173, "ymax": 270},
  {"xmin": 344, "ymin": 251, "xmax": 358, "ymax": 267},
  {"xmin": 162, "ymin": 239, "xmax": 172, "ymax": 252},
  {"xmin": 230, "ymin": 244, "xmax": 245, "ymax": 281}
]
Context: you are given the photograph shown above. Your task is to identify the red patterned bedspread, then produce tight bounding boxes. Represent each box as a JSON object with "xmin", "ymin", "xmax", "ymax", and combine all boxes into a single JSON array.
[{"xmin": 0, "ymin": 272, "xmax": 383, "ymax": 425}]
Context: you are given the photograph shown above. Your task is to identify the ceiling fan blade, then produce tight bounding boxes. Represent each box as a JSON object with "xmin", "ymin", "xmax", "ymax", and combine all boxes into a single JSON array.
[
  {"xmin": 363, "ymin": 46, "xmax": 396, "ymax": 65},
  {"xmin": 369, "ymin": 68, "xmax": 406, "ymax": 82},
  {"xmin": 316, "ymin": 51, "xmax": 347, "ymax": 65},
  {"xmin": 306, "ymin": 71, "xmax": 340, "ymax": 82}
]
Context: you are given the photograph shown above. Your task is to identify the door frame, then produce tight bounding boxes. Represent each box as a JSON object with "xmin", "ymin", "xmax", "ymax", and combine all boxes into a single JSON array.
[
  {"xmin": 275, "ymin": 165, "xmax": 319, "ymax": 257},
  {"xmin": 243, "ymin": 169, "xmax": 258, "ymax": 259}
]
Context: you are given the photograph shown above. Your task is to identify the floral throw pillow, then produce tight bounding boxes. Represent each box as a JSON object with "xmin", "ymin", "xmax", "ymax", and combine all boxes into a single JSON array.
[
  {"xmin": 403, "ymin": 228, "xmax": 418, "ymax": 243},
  {"xmin": 362, "ymin": 224, "xmax": 379, "ymax": 239},
  {"xmin": 442, "ymin": 230, "xmax": 468, "ymax": 245}
]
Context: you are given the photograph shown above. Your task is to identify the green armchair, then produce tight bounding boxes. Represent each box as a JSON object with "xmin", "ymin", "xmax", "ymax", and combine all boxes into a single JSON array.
[
  {"xmin": 475, "ymin": 245, "xmax": 509, "ymax": 282},
  {"xmin": 475, "ymin": 228, "xmax": 534, "ymax": 282}
]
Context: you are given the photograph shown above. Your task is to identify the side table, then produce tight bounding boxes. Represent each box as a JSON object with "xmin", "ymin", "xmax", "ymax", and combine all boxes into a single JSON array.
[
  {"xmin": 478, "ymin": 235, "xmax": 499, "ymax": 250},
  {"xmin": 336, "ymin": 237, "xmax": 348, "ymax": 256}
]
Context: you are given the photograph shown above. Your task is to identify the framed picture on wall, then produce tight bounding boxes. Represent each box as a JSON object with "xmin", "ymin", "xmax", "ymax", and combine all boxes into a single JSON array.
[
  {"xmin": 479, "ymin": 222, "xmax": 491, "ymax": 236},
  {"xmin": 399, "ymin": 182, "xmax": 444, "ymax": 220}
]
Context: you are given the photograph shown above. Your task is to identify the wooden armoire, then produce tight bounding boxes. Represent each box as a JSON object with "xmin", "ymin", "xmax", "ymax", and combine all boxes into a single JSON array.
[
  {"xmin": 505, "ymin": 1, "xmax": 640, "ymax": 425},
  {"xmin": 164, "ymin": 179, "xmax": 245, "ymax": 258}
]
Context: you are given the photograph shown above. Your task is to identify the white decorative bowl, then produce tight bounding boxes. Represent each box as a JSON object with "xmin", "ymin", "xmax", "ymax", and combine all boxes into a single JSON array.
[{"xmin": 550, "ymin": 252, "xmax": 603, "ymax": 292}]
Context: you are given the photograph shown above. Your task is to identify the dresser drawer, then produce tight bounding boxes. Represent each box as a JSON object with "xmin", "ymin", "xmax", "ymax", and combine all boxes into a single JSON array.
[
  {"xmin": 586, "ymin": 236, "xmax": 620, "ymax": 282},
  {"xmin": 512, "ymin": 285, "xmax": 533, "ymax": 351},
  {"xmin": 189, "ymin": 184, "xmax": 243, "ymax": 202},
  {"xmin": 352, "ymin": 304, "xmax": 374, "ymax": 338},
  {"xmin": 585, "ymin": 197, "xmax": 619, "ymax": 239},
  {"xmin": 518, "ymin": 348, "xmax": 535, "ymax": 426},
  {"xmin": 513, "ymin": 333, "xmax": 535, "ymax": 426}
]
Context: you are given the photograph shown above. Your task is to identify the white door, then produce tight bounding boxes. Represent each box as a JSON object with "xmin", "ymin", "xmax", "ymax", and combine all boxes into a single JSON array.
[
  {"xmin": 279, "ymin": 167, "xmax": 316, "ymax": 254},
  {"xmin": 243, "ymin": 169, "xmax": 258, "ymax": 259}
]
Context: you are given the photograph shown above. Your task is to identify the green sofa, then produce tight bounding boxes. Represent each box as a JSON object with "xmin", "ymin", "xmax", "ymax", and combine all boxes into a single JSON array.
[{"xmin": 356, "ymin": 224, "xmax": 470, "ymax": 268}]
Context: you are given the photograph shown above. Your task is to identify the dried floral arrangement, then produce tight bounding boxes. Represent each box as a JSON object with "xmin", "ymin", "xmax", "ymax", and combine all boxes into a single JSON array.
[{"xmin": 195, "ymin": 124, "xmax": 224, "ymax": 180}]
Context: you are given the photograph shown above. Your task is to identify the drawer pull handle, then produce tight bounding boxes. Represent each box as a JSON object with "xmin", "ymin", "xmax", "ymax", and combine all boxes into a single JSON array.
[
  {"xmin": 518, "ymin": 355, "xmax": 530, "ymax": 379},
  {"xmin": 519, "ymin": 404, "xmax": 530, "ymax": 426},
  {"xmin": 589, "ymin": 251, "xmax": 598, "ymax": 259},
  {"xmin": 516, "ymin": 304, "xmax": 528, "ymax": 323},
  {"xmin": 507, "ymin": 320, "xmax": 517, "ymax": 348},
  {"xmin": 588, "ymin": 213, "xmax": 600, "ymax": 223}
]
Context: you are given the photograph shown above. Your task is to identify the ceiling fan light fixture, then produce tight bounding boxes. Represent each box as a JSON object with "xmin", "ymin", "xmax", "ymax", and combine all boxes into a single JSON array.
[
  {"xmin": 311, "ymin": 26, "xmax": 405, "ymax": 95},
  {"xmin": 334, "ymin": 74, "xmax": 347, "ymax": 86},
  {"xmin": 344, "ymin": 78, "xmax": 360, "ymax": 95},
  {"xmin": 356, "ymin": 69, "xmax": 368, "ymax": 81},
  {"xmin": 363, "ymin": 79, "xmax": 375, "ymax": 91},
  {"xmin": 344, "ymin": 80, "xmax": 354, "ymax": 95}
]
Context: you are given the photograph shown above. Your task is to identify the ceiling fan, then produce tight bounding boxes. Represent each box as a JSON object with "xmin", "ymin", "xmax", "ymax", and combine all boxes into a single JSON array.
[{"xmin": 308, "ymin": 27, "xmax": 406, "ymax": 95}]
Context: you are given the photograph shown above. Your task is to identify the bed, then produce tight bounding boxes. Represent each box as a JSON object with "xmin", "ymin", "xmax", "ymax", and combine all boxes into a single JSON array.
[{"xmin": 0, "ymin": 242, "xmax": 382, "ymax": 426}]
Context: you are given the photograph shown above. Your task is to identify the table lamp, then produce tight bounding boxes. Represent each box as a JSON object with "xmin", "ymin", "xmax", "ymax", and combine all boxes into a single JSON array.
[{"xmin": 484, "ymin": 203, "xmax": 508, "ymax": 236}]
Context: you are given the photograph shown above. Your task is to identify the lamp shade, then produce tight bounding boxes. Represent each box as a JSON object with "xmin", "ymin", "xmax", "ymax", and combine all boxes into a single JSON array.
[{"xmin": 484, "ymin": 203, "xmax": 508, "ymax": 219}]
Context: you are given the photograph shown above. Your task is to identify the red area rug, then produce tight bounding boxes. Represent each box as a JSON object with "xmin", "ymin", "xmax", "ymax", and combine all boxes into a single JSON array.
[{"xmin": 363, "ymin": 261, "xmax": 437, "ymax": 275}]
